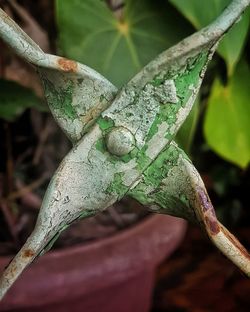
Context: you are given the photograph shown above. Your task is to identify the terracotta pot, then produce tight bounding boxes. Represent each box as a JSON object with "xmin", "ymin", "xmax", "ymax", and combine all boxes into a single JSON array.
[{"xmin": 0, "ymin": 215, "xmax": 186, "ymax": 312}]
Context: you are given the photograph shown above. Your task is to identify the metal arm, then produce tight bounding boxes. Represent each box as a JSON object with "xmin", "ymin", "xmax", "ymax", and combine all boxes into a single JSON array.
[
  {"xmin": 0, "ymin": 7, "xmax": 47, "ymax": 66},
  {"xmin": 129, "ymin": 142, "xmax": 250, "ymax": 276},
  {"xmin": 0, "ymin": 7, "xmax": 117, "ymax": 143}
]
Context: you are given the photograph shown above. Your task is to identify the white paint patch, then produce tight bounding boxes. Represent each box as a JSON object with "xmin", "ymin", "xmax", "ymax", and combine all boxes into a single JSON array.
[
  {"xmin": 145, "ymin": 122, "xmax": 169, "ymax": 159},
  {"xmin": 122, "ymin": 168, "xmax": 140, "ymax": 186}
]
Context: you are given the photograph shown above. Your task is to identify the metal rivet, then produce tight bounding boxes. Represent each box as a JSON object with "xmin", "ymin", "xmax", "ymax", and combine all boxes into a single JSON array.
[{"xmin": 106, "ymin": 127, "xmax": 135, "ymax": 156}]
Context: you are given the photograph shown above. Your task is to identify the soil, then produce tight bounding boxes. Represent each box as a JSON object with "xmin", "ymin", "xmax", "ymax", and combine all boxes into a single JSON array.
[{"xmin": 152, "ymin": 225, "xmax": 250, "ymax": 312}]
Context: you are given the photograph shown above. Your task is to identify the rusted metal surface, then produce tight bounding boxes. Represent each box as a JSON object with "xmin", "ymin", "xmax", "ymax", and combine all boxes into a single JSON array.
[
  {"xmin": 197, "ymin": 188, "xmax": 220, "ymax": 235},
  {"xmin": 220, "ymin": 226, "xmax": 250, "ymax": 261},
  {"xmin": 57, "ymin": 57, "xmax": 78, "ymax": 73},
  {"xmin": 22, "ymin": 249, "xmax": 35, "ymax": 259},
  {"xmin": 0, "ymin": 0, "xmax": 249, "ymax": 300}
]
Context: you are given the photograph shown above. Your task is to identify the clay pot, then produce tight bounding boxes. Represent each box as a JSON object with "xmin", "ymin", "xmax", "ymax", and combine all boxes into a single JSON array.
[{"xmin": 0, "ymin": 215, "xmax": 186, "ymax": 312}]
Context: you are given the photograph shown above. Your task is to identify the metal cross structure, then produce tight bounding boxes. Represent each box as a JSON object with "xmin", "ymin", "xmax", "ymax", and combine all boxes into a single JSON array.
[{"xmin": 0, "ymin": 0, "xmax": 250, "ymax": 300}]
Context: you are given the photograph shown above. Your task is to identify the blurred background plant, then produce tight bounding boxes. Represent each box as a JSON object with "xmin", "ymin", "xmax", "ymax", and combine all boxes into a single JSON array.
[{"xmin": 0, "ymin": 0, "xmax": 250, "ymax": 310}]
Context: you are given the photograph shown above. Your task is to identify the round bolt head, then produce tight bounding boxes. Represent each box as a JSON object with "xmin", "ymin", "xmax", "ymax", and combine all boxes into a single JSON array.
[{"xmin": 106, "ymin": 127, "xmax": 135, "ymax": 156}]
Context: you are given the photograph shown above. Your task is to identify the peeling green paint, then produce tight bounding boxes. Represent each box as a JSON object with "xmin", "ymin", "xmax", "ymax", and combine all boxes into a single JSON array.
[
  {"xmin": 129, "ymin": 143, "xmax": 194, "ymax": 220},
  {"xmin": 42, "ymin": 78, "xmax": 77, "ymax": 121},
  {"xmin": 174, "ymin": 53, "xmax": 208, "ymax": 107},
  {"xmin": 106, "ymin": 172, "xmax": 128, "ymax": 199},
  {"xmin": 97, "ymin": 116, "xmax": 115, "ymax": 131},
  {"xmin": 95, "ymin": 138, "xmax": 106, "ymax": 153},
  {"xmin": 145, "ymin": 52, "xmax": 208, "ymax": 143},
  {"xmin": 133, "ymin": 143, "xmax": 180, "ymax": 192},
  {"xmin": 136, "ymin": 145, "xmax": 151, "ymax": 171}
]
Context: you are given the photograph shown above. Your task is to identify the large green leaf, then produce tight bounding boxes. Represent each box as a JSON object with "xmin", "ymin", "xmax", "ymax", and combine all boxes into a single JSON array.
[
  {"xmin": 56, "ymin": 0, "xmax": 190, "ymax": 87},
  {"xmin": 169, "ymin": 0, "xmax": 250, "ymax": 75},
  {"xmin": 0, "ymin": 79, "xmax": 43, "ymax": 121},
  {"xmin": 204, "ymin": 61, "xmax": 250, "ymax": 168}
]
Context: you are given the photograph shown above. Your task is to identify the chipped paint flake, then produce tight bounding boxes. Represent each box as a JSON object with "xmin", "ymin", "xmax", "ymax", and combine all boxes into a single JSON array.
[{"xmin": 154, "ymin": 79, "xmax": 178, "ymax": 104}]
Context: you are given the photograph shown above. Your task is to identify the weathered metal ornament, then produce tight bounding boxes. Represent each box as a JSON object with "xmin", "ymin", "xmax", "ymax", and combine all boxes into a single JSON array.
[{"xmin": 0, "ymin": 0, "xmax": 250, "ymax": 300}]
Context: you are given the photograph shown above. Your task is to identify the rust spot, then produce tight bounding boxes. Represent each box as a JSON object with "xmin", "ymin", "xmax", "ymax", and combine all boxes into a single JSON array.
[
  {"xmin": 197, "ymin": 187, "xmax": 220, "ymax": 235},
  {"xmin": 81, "ymin": 105, "xmax": 103, "ymax": 125},
  {"xmin": 57, "ymin": 58, "xmax": 77, "ymax": 72},
  {"xmin": 9, "ymin": 264, "xmax": 17, "ymax": 278},
  {"xmin": 23, "ymin": 249, "xmax": 35, "ymax": 258},
  {"xmin": 198, "ymin": 188, "xmax": 214, "ymax": 214},
  {"xmin": 220, "ymin": 226, "xmax": 250, "ymax": 260},
  {"xmin": 197, "ymin": 188, "xmax": 250, "ymax": 260},
  {"xmin": 204, "ymin": 216, "xmax": 220, "ymax": 235}
]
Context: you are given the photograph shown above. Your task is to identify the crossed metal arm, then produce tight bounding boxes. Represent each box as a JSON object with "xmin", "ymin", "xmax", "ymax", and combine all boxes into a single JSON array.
[{"xmin": 0, "ymin": 0, "xmax": 250, "ymax": 300}]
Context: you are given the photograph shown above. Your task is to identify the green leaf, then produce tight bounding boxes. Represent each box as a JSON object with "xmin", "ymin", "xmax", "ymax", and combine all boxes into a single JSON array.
[
  {"xmin": 169, "ymin": 0, "xmax": 250, "ymax": 75},
  {"xmin": 176, "ymin": 96, "xmax": 200, "ymax": 155},
  {"xmin": 56, "ymin": 0, "xmax": 190, "ymax": 87},
  {"xmin": 0, "ymin": 79, "xmax": 43, "ymax": 121},
  {"xmin": 204, "ymin": 61, "xmax": 250, "ymax": 168}
]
